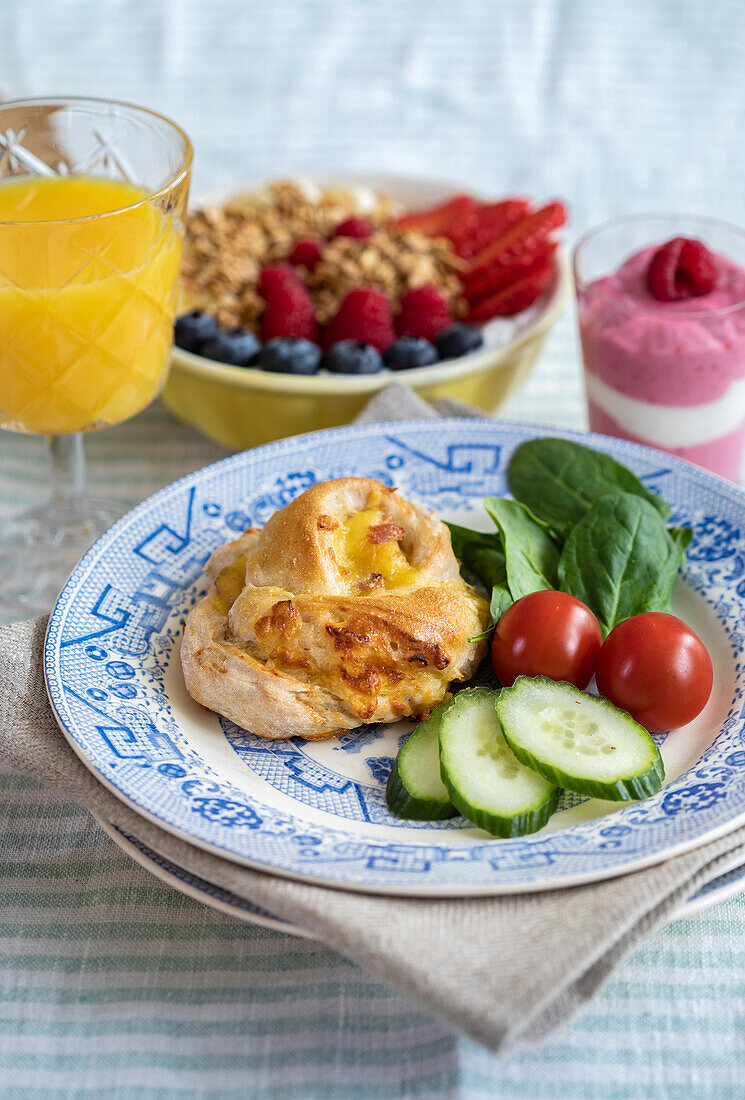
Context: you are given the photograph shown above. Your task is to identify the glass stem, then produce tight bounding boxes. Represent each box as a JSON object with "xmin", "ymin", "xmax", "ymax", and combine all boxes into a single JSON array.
[{"xmin": 46, "ymin": 433, "xmax": 88, "ymax": 522}]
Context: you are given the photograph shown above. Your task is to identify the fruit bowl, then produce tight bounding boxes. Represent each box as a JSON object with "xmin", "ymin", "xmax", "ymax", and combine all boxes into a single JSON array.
[{"xmin": 162, "ymin": 174, "xmax": 570, "ymax": 450}]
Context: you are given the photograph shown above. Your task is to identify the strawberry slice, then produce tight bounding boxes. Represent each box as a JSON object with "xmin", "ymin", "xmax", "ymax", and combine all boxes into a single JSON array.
[
  {"xmin": 465, "ymin": 261, "xmax": 554, "ymax": 322},
  {"xmin": 449, "ymin": 199, "xmax": 531, "ymax": 260},
  {"xmin": 390, "ymin": 193, "xmax": 477, "ymax": 237},
  {"xmin": 464, "ymin": 241, "xmax": 558, "ymax": 302},
  {"xmin": 466, "ymin": 201, "xmax": 567, "ymax": 277}
]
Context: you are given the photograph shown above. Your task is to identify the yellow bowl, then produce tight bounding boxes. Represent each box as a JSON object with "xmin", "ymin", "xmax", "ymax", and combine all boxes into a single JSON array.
[{"xmin": 163, "ymin": 174, "xmax": 570, "ymax": 451}]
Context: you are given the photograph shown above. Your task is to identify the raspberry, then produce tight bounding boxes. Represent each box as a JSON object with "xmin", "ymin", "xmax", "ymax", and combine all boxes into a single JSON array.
[
  {"xmin": 323, "ymin": 288, "xmax": 395, "ymax": 352},
  {"xmin": 647, "ymin": 237, "xmax": 718, "ymax": 301},
  {"xmin": 333, "ymin": 217, "xmax": 374, "ymax": 240},
  {"xmin": 258, "ymin": 263, "xmax": 304, "ymax": 296},
  {"xmin": 258, "ymin": 263, "xmax": 318, "ymax": 342},
  {"xmin": 289, "ymin": 238, "xmax": 324, "ymax": 270},
  {"xmin": 465, "ymin": 261, "xmax": 553, "ymax": 322},
  {"xmin": 395, "ymin": 285, "xmax": 453, "ymax": 341}
]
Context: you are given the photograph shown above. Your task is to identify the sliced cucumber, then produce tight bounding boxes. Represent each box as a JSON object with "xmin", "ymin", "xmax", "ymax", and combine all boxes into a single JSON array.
[
  {"xmin": 496, "ymin": 676, "xmax": 665, "ymax": 802},
  {"xmin": 438, "ymin": 688, "xmax": 560, "ymax": 837},
  {"xmin": 386, "ymin": 701, "xmax": 458, "ymax": 820}
]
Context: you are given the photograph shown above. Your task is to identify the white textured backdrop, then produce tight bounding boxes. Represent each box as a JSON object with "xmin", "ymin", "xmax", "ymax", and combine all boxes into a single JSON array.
[{"xmin": 2, "ymin": 0, "xmax": 743, "ymax": 222}]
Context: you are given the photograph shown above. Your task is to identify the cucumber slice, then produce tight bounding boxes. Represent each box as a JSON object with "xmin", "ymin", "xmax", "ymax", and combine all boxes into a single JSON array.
[
  {"xmin": 438, "ymin": 688, "xmax": 560, "ymax": 837},
  {"xmin": 386, "ymin": 701, "xmax": 458, "ymax": 820},
  {"xmin": 496, "ymin": 676, "xmax": 665, "ymax": 802}
]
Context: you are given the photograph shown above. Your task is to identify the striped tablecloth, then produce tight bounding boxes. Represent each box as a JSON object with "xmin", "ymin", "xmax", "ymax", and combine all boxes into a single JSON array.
[{"xmin": 1, "ymin": 317, "xmax": 744, "ymax": 1097}]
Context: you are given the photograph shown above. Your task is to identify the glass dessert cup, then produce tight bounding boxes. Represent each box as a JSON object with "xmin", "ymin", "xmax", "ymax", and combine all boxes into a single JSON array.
[
  {"xmin": 0, "ymin": 97, "xmax": 192, "ymax": 618},
  {"xmin": 573, "ymin": 214, "xmax": 745, "ymax": 482}
]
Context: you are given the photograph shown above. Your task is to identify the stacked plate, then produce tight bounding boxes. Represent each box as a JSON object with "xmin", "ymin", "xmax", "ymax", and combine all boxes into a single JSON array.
[{"xmin": 43, "ymin": 419, "xmax": 745, "ymax": 931}]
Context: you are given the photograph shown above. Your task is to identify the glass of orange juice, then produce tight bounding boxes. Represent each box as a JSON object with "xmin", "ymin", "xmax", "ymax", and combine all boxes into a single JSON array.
[{"xmin": 0, "ymin": 97, "xmax": 192, "ymax": 616}]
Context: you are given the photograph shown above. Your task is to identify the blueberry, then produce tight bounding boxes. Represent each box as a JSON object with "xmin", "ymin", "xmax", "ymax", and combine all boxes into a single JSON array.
[
  {"xmin": 258, "ymin": 337, "xmax": 322, "ymax": 375},
  {"xmin": 323, "ymin": 340, "xmax": 383, "ymax": 375},
  {"xmin": 434, "ymin": 323, "xmax": 485, "ymax": 360},
  {"xmin": 383, "ymin": 336, "xmax": 439, "ymax": 371},
  {"xmin": 174, "ymin": 310, "xmax": 220, "ymax": 353},
  {"xmin": 200, "ymin": 328, "xmax": 261, "ymax": 367}
]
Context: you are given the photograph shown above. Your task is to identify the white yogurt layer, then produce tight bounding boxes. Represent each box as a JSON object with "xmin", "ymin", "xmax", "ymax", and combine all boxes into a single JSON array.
[{"xmin": 585, "ymin": 372, "xmax": 745, "ymax": 447}]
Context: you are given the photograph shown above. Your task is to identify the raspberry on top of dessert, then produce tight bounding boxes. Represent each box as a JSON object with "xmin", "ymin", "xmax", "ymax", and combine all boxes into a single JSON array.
[
  {"xmin": 580, "ymin": 242, "xmax": 745, "ymax": 406},
  {"xmin": 577, "ymin": 229, "xmax": 745, "ymax": 480}
]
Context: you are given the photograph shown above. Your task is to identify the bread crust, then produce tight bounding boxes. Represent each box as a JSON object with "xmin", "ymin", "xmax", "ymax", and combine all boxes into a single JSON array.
[{"xmin": 181, "ymin": 478, "xmax": 489, "ymax": 739}]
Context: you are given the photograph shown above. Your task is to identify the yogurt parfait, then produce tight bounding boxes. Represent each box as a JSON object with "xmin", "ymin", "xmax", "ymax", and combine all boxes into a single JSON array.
[{"xmin": 574, "ymin": 215, "xmax": 745, "ymax": 480}]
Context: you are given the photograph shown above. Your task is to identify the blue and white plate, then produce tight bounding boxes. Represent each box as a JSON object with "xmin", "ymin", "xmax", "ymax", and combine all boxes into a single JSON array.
[{"xmin": 44, "ymin": 419, "xmax": 745, "ymax": 896}]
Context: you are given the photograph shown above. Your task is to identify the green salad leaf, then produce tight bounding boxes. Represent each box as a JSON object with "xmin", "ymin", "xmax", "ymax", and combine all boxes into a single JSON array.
[
  {"xmin": 489, "ymin": 583, "xmax": 513, "ymax": 623},
  {"xmin": 669, "ymin": 525, "xmax": 694, "ymax": 565},
  {"xmin": 449, "ymin": 438, "xmax": 691, "ymax": 643},
  {"xmin": 445, "ymin": 523, "xmax": 503, "ymax": 590},
  {"xmin": 448, "ymin": 523, "xmax": 512, "ymax": 641},
  {"xmin": 461, "ymin": 542, "xmax": 507, "ymax": 591},
  {"xmin": 484, "ymin": 497, "xmax": 561, "ymax": 600},
  {"xmin": 557, "ymin": 492, "xmax": 681, "ymax": 636},
  {"xmin": 469, "ymin": 583, "xmax": 513, "ymax": 643},
  {"xmin": 508, "ymin": 437, "xmax": 671, "ymax": 534},
  {"xmin": 446, "ymin": 522, "xmax": 500, "ymax": 561}
]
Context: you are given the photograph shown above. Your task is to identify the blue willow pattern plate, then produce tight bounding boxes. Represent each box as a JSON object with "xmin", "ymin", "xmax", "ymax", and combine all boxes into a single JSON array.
[{"xmin": 44, "ymin": 419, "xmax": 745, "ymax": 896}]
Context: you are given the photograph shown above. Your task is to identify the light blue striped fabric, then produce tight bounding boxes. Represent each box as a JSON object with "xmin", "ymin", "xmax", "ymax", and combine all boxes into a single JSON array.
[
  {"xmin": 3, "ymin": 750, "xmax": 745, "ymax": 1098},
  {"xmin": 2, "ymin": 0, "xmax": 745, "ymax": 1093}
]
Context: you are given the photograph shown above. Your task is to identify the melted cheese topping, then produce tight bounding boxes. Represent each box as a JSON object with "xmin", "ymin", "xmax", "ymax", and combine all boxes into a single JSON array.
[
  {"xmin": 213, "ymin": 555, "xmax": 247, "ymax": 613},
  {"xmin": 333, "ymin": 507, "xmax": 420, "ymax": 590}
]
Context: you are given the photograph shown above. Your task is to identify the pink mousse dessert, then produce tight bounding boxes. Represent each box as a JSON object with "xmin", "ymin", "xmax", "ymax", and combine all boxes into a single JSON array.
[{"xmin": 577, "ymin": 233, "xmax": 745, "ymax": 480}]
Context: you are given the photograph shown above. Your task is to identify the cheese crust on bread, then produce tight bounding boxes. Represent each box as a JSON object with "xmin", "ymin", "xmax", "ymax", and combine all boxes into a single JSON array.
[{"xmin": 181, "ymin": 478, "xmax": 489, "ymax": 739}]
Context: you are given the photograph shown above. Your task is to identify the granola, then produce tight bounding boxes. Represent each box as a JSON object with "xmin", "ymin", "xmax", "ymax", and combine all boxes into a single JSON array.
[
  {"xmin": 308, "ymin": 230, "xmax": 463, "ymax": 324},
  {"xmin": 180, "ymin": 180, "xmax": 465, "ymax": 331}
]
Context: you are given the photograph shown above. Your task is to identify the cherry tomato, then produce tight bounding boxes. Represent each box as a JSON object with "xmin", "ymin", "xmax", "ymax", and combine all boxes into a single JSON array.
[
  {"xmin": 491, "ymin": 590, "xmax": 602, "ymax": 689},
  {"xmin": 595, "ymin": 612, "xmax": 713, "ymax": 732}
]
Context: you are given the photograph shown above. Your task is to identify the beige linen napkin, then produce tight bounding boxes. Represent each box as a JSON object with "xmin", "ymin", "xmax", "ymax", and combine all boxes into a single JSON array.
[{"xmin": 3, "ymin": 385, "xmax": 744, "ymax": 1054}]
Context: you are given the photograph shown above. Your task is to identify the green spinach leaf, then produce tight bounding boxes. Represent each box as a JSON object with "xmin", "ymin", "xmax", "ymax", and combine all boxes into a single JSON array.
[
  {"xmin": 461, "ymin": 542, "xmax": 507, "ymax": 591},
  {"xmin": 508, "ymin": 437, "xmax": 671, "ymax": 534},
  {"xmin": 669, "ymin": 525, "xmax": 693, "ymax": 566},
  {"xmin": 489, "ymin": 583, "xmax": 513, "ymax": 622},
  {"xmin": 557, "ymin": 492, "xmax": 680, "ymax": 636},
  {"xmin": 484, "ymin": 497, "xmax": 561, "ymax": 599},
  {"xmin": 468, "ymin": 583, "xmax": 513, "ymax": 642},
  {"xmin": 446, "ymin": 522, "xmax": 501, "ymax": 561},
  {"xmin": 446, "ymin": 522, "xmax": 508, "ymax": 592}
]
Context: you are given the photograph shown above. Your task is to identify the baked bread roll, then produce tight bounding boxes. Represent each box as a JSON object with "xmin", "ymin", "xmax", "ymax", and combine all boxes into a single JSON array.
[{"xmin": 181, "ymin": 478, "xmax": 489, "ymax": 740}]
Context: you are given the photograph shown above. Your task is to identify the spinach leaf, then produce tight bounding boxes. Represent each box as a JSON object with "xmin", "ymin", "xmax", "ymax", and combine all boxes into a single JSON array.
[
  {"xmin": 508, "ymin": 437, "xmax": 671, "ymax": 534},
  {"xmin": 484, "ymin": 497, "xmax": 561, "ymax": 599},
  {"xmin": 461, "ymin": 542, "xmax": 507, "ymax": 591},
  {"xmin": 557, "ymin": 492, "xmax": 680, "ymax": 636},
  {"xmin": 490, "ymin": 583, "xmax": 513, "ymax": 622},
  {"xmin": 669, "ymin": 525, "xmax": 693, "ymax": 566},
  {"xmin": 468, "ymin": 583, "xmax": 513, "ymax": 643},
  {"xmin": 446, "ymin": 521, "xmax": 501, "ymax": 561},
  {"xmin": 446, "ymin": 522, "xmax": 507, "ymax": 592}
]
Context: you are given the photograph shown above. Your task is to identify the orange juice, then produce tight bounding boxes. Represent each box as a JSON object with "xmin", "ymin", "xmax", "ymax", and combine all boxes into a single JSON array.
[{"xmin": 0, "ymin": 175, "xmax": 183, "ymax": 434}]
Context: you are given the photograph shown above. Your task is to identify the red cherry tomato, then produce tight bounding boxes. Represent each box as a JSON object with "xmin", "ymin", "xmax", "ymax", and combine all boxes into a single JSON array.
[
  {"xmin": 595, "ymin": 612, "xmax": 713, "ymax": 732},
  {"xmin": 491, "ymin": 590, "xmax": 602, "ymax": 689}
]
